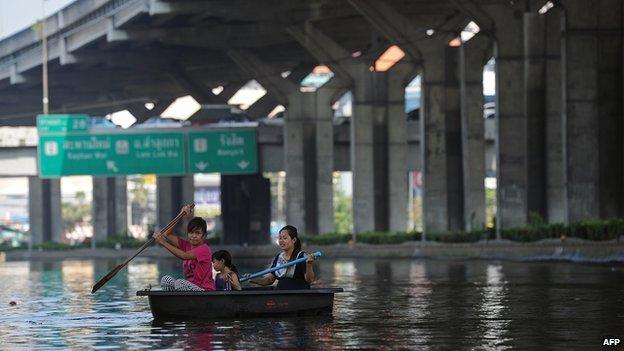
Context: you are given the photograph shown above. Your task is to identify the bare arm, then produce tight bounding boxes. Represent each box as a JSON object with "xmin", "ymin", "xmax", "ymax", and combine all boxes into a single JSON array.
[
  {"xmin": 250, "ymin": 274, "xmax": 276, "ymax": 286},
  {"xmin": 155, "ymin": 233, "xmax": 195, "ymax": 260},
  {"xmin": 304, "ymin": 254, "xmax": 316, "ymax": 283},
  {"xmin": 161, "ymin": 225, "xmax": 179, "ymax": 248},
  {"xmin": 228, "ymin": 273, "xmax": 242, "ymax": 291},
  {"xmin": 163, "ymin": 204, "xmax": 195, "ymax": 248}
]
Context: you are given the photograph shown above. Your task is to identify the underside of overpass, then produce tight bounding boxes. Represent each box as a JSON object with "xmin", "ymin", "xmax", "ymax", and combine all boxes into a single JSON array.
[{"xmin": 0, "ymin": 0, "xmax": 623, "ymax": 244}]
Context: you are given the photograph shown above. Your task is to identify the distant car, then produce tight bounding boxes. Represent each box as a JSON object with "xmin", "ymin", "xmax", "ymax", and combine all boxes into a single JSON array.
[
  {"xmin": 90, "ymin": 116, "xmax": 118, "ymax": 128},
  {"xmin": 133, "ymin": 116, "xmax": 190, "ymax": 128}
]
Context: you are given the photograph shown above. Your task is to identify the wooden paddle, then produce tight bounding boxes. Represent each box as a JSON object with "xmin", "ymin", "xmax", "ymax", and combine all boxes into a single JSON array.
[{"xmin": 91, "ymin": 204, "xmax": 194, "ymax": 293}]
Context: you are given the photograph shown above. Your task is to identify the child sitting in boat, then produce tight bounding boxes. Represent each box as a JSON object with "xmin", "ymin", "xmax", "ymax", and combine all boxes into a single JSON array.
[
  {"xmin": 246, "ymin": 225, "xmax": 315, "ymax": 290},
  {"xmin": 212, "ymin": 250, "xmax": 242, "ymax": 291},
  {"xmin": 154, "ymin": 205, "xmax": 215, "ymax": 291}
]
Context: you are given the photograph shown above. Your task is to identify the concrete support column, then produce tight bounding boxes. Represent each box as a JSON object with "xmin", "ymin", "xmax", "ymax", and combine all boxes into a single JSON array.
[
  {"xmin": 284, "ymin": 85, "xmax": 338, "ymax": 235},
  {"xmin": 315, "ymin": 84, "xmax": 339, "ymax": 234},
  {"xmin": 386, "ymin": 62, "xmax": 413, "ymax": 232},
  {"xmin": 284, "ymin": 92, "xmax": 315, "ymax": 233},
  {"xmin": 545, "ymin": 8, "xmax": 565, "ymax": 223},
  {"xmin": 524, "ymin": 12, "xmax": 547, "ymax": 222},
  {"xmin": 28, "ymin": 177, "xmax": 62, "ymax": 244},
  {"xmin": 459, "ymin": 35, "xmax": 490, "ymax": 231},
  {"xmin": 156, "ymin": 175, "xmax": 194, "ymax": 230},
  {"xmin": 228, "ymin": 50, "xmax": 337, "ymax": 235},
  {"xmin": 288, "ymin": 23, "xmax": 411, "ymax": 234},
  {"xmin": 351, "ymin": 65, "xmax": 379, "ymax": 233},
  {"xmin": 491, "ymin": 8, "xmax": 527, "ymax": 231},
  {"xmin": 562, "ymin": 0, "xmax": 623, "ymax": 222},
  {"xmin": 92, "ymin": 177, "xmax": 128, "ymax": 241},
  {"xmin": 420, "ymin": 43, "xmax": 463, "ymax": 234}
]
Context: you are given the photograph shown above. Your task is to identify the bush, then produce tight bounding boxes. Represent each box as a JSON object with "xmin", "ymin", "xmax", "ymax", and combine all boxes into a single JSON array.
[
  {"xmin": 568, "ymin": 219, "xmax": 624, "ymax": 241},
  {"xmin": 34, "ymin": 242, "xmax": 87, "ymax": 250},
  {"xmin": 299, "ymin": 231, "xmax": 421, "ymax": 245},
  {"xmin": 428, "ymin": 230, "xmax": 486, "ymax": 243},
  {"xmin": 0, "ymin": 242, "xmax": 28, "ymax": 252},
  {"xmin": 358, "ymin": 231, "xmax": 420, "ymax": 244},
  {"xmin": 300, "ymin": 232, "xmax": 351, "ymax": 245},
  {"xmin": 97, "ymin": 234, "xmax": 146, "ymax": 249}
]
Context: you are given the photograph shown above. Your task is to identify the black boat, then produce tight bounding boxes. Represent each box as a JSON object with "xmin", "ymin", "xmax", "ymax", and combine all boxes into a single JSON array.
[{"xmin": 137, "ymin": 287, "xmax": 343, "ymax": 319}]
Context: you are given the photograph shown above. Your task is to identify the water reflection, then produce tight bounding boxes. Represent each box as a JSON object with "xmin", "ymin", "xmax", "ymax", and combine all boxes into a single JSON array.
[
  {"xmin": 0, "ymin": 258, "xmax": 623, "ymax": 349},
  {"xmin": 478, "ymin": 264, "xmax": 510, "ymax": 349}
]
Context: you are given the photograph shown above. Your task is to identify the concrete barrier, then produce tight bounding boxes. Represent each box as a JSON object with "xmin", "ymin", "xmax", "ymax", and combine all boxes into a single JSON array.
[{"xmin": 4, "ymin": 238, "xmax": 624, "ymax": 263}]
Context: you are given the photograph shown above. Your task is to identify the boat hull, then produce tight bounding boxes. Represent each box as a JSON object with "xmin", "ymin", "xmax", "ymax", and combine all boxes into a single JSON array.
[{"xmin": 137, "ymin": 288, "xmax": 343, "ymax": 319}]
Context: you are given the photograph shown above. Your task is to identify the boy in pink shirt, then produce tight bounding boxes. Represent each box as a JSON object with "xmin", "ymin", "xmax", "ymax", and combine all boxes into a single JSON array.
[{"xmin": 154, "ymin": 205, "xmax": 215, "ymax": 291}]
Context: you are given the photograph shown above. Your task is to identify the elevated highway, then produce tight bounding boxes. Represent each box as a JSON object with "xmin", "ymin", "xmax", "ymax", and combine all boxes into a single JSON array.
[{"xmin": 0, "ymin": 0, "xmax": 622, "ymax": 243}]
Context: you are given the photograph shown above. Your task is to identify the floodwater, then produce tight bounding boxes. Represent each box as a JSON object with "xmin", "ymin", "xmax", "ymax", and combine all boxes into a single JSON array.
[{"xmin": 0, "ymin": 256, "xmax": 623, "ymax": 350}]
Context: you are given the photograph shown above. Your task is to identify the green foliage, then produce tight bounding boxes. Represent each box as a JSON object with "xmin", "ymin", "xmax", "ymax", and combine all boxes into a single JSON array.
[
  {"xmin": 427, "ymin": 230, "xmax": 486, "ymax": 243},
  {"xmin": 7, "ymin": 219, "xmax": 624, "ymax": 252},
  {"xmin": 358, "ymin": 231, "xmax": 421, "ymax": 244},
  {"xmin": 0, "ymin": 242, "xmax": 28, "ymax": 251},
  {"xmin": 528, "ymin": 211, "xmax": 546, "ymax": 227},
  {"xmin": 300, "ymin": 218, "xmax": 624, "ymax": 245},
  {"xmin": 35, "ymin": 242, "xmax": 88, "ymax": 250},
  {"xmin": 501, "ymin": 218, "xmax": 624, "ymax": 242},
  {"xmin": 333, "ymin": 174, "xmax": 353, "ymax": 234},
  {"xmin": 300, "ymin": 232, "xmax": 351, "ymax": 245},
  {"xmin": 567, "ymin": 219, "xmax": 624, "ymax": 241},
  {"xmin": 96, "ymin": 234, "xmax": 146, "ymax": 249}
]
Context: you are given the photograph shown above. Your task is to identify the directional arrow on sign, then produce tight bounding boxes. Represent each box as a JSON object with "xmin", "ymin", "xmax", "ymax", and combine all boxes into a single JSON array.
[
  {"xmin": 195, "ymin": 161, "xmax": 208, "ymax": 171},
  {"xmin": 106, "ymin": 161, "xmax": 119, "ymax": 172},
  {"xmin": 237, "ymin": 160, "xmax": 249, "ymax": 169}
]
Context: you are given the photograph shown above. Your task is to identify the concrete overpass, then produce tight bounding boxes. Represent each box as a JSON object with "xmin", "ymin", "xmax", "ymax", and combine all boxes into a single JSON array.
[{"xmin": 0, "ymin": 0, "xmax": 622, "ymax": 243}]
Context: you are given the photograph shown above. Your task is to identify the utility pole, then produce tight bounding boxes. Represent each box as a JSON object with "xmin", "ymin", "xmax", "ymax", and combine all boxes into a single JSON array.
[{"xmin": 41, "ymin": 0, "xmax": 49, "ymax": 114}]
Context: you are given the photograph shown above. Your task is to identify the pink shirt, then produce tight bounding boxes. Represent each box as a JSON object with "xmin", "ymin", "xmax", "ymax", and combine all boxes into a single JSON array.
[{"xmin": 178, "ymin": 238, "xmax": 215, "ymax": 291}]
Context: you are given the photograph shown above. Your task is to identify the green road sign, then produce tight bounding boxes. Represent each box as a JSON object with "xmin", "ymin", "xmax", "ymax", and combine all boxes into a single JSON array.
[
  {"xmin": 188, "ymin": 129, "xmax": 257, "ymax": 174},
  {"xmin": 37, "ymin": 114, "xmax": 89, "ymax": 134},
  {"xmin": 38, "ymin": 132, "xmax": 186, "ymax": 177}
]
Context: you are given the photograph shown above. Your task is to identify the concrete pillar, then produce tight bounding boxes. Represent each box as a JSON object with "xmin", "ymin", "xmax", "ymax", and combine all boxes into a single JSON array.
[
  {"xmin": 562, "ymin": 0, "xmax": 623, "ymax": 222},
  {"xmin": 92, "ymin": 177, "xmax": 128, "ymax": 241},
  {"xmin": 284, "ymin": 85, "xmax": 339, "ymax": 235},
  {"xmin": 228, "ymin": 50, "xmax": 337, "ymax": 235},
  {"xmin": 386, "ymin": 62, "xmax": 414, "ymax": 232},
  {"xmin": 524, "ymin": 12, "xmax": 547, "ymax": 222},
  {"xmin": 156, "ymin": 175, "xmax": 194, "ymax": 230},
  {"xmin": 315, "ymin": 84, "xmax": 339, "ymax": 234},
  {"xmin": 288, "ymin": 23, "xmax": 412, "ymax": 235},
  {"xmin": 351, "ymin": 65, "xmax": 378, "ymax": 233},
  {"xmin": 544, "ymin": 8, "xmax": 565, "ymax": 223},
  {"xmin": 284, "ymin": 92, "xmax": 314, "ymax": 233},
  {"xmin": 28, "ymin": 177, "xmax": 62, "ymax": 244},
  {"xmin": 491, "ymin": 7, "xmax": 527, "ymax": 231},
  {"xmin": 459, "ymin": 35, "xmax": 490, "ymax": 231},
  {"xmin": 420, "ymin": 43, "xmax": 463, "ymax": 234}
]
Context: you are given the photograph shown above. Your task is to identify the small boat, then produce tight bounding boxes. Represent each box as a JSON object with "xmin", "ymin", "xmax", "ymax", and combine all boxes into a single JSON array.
[{"xmin": 137, "ymin": 287, "xmax": 344, "ymax": 320}]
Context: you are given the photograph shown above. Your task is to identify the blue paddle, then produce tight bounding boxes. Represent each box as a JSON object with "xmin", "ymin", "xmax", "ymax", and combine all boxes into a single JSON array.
[{"xmin": 240, "ymin": 251, "xmax": 322, "ymax": 282}]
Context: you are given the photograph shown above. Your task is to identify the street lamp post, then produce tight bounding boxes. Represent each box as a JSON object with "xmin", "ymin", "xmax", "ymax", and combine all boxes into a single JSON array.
[{"xmin": 41, "ymin": 0, "xmax": 49, "ymax": 114}]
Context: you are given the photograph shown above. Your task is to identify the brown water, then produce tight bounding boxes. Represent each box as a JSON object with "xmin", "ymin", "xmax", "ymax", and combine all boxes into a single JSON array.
[{"xmin": 0, "ymin": 257, "xmax": 623, "ymax": 350}]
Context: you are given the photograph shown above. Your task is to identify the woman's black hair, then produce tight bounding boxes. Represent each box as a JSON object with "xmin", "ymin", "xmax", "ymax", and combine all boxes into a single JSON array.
[
  {"xmin": 279, "ymin": 225, "xmax": 301, "ymax": 261},
  {"xmin": 212, "ymin": 250, "xmax": 238, "ymax": 275},
  {"xmin": 187, "ymin": 217, "xmax": 207, "ymax": 236}
]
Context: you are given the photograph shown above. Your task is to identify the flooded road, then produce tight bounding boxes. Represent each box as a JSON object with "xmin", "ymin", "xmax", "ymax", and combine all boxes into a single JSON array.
[{"xmin": 1, "ymin": 257, "xmax": 623, "ymax": 349}]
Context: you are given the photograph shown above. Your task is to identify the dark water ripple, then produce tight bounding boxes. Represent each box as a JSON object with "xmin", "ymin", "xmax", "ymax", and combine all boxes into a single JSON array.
[{"xmin": 0, "ymin": 258, "xmax": 623, "ymax": 350}]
